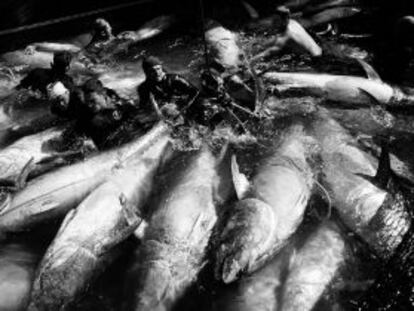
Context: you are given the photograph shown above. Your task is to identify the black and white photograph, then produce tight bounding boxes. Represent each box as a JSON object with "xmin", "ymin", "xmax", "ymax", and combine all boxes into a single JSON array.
[{"xmin": 0, "ymin": 0, "xmax": 413, "ymax": 310}]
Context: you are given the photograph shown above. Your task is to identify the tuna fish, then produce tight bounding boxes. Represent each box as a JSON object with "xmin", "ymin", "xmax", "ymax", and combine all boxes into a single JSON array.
[
  {"xmin": 214, "ymin": 123, "xmax": 316, "ymax": 283},
  {"xmin": 210, "ymin": 240, "xmax": 294, "ymax": 311},
  {"xmin": 27, "ymin": 132, "xmax": 171, "ymax": 311},
  {"xmin": 309, "ymin": 109, "xmax": 412, "ymax": 261},
  {"xmin": 279, "ymin": 221, "xmax": 346, "ymax": 311},
  {"xmin": 0, "ymin": 122, "xmax": 170, "ymax": 234},
  {"xmin": 352, "ymin": 226, "xmax": 414, "ymax": 310},
  {"xmin": 0, "ymin": 93, "xmax": 59, "ymax": 148},
  {"xmin": 117, "ymin": 15, "xmax": 177, "ymax": 43},
  {"xmin": 88, "ymin": 15, "xmax": 177, "ymax": 58},
  {"xmin": 124, "ymin": 144, "xmax": 234, "ymax": 311},
  {"xmin": 297, "ymin": 6, "xmax": 362, "ymax": 29},
  {"xmin": 0, "ymin": 49, "xmax": 86, "ymax": 73},
  {"xmin": 283, "ymin": 0, "xmax": 314, "ymax": 12},
  {"xmin": 263, "ymin": 62, "xmax": 414, "ymax": 108},
  {"xmin": 302, "ymin": 0, "xmax": 361, "ymax": 16},
  {"xmin": 204, "ymin": 21, "xmax": 243, "ymax": 71},
  {"xmin": 210, "ymin": 220, "xmax": 346, "ymax": 311},
  {"xmin": 27, "ymin": 42, "xmax": 82, "ymax": 54},
  {"xmin": 0, "ymin": 124, "xmax": 96, "ymax": 188},
  {"xmin": 0, "ymin": 242, "xmax": 41, "ymax": 311},
  {"xmin": 250, "ymin": 17, "xmax": 323, "ymax": 63}
]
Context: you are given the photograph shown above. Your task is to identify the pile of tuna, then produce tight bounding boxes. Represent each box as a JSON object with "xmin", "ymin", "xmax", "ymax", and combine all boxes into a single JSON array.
[{"xmin": 1, "ymin": 1, "xmax": 414, "ymax": 310}]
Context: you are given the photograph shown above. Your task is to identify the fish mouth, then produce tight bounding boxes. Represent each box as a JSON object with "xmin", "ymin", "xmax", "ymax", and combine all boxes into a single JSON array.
[{"xmin": 214, "ymin": 198, "xmax": 276, "ymax": 283}]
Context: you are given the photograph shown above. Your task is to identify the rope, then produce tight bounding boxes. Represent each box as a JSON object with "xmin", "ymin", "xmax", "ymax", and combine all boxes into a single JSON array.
[{"xmin": 0, "ymin": 0, "xmax": 152, "ymax": 37}]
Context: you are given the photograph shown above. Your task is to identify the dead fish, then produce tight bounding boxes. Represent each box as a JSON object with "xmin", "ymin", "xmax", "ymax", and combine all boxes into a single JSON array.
[
  {"xmin": 0, "ymin": 243, "xmax": 40, "ymax": 311},
  {"xmin": 27, "ymin": 42, "xmax": 82, "ymax": 54},
  {"xmin": 124, "ymin": 145, "xmax": 234, "ymax": 311},
  {"xmin": 310, "ymin": 109, "xmax": 411, "ymax": 260},
  {"xmin": 205, "ymin": 20, "xmax": 243, "ymax": 70},
  {"xmin": 117, "ymin": 15, "xmax": 176, "ymax": 42},
  {"xmin": 0, "ymin": 122, "xmax": 170, "ymax": 234},
  {"xmin": 283, "ymin": 0, "xmax": 314, "ymax": 12},
  {"xmin": 251, "ymin": 16, "xmax": 322, "ymax": 63},
  {"xmin": 298, "ymin": 7, "xmax": 362, "ymax": 29},
  {"xmin": 263, "ymin": 60, "xmax": 414, "ymax": 108},
  {"xmin": 214, "ymin": 124, "xmax": 316, "ymax": 283},
  {"xmin": 211, "ymin": 241, "xmax": 293, "ymax": 311},
  {"xmin": 302, "ymin": 0, "xmax": 361, "ymax": 16},
  {"xmin": 0, "ymin": 49, "xmax": 86, "ymax": 73},
  {"xmin": 280, "ymin": 221, "xmax": 346, "ymax": 311},
  {"xmin": 27, "ymin": 134, "xmax": 171, "ymax": 311},
  {"xmin": 0, "ymin": 125, "xmax": 96, "ymax": 189},
  {"xmin": 352, "ymin": 227, "xmax": 414, "ymax": 310},
  {"xmin": 89, "ymin": 15, "xmax": 177, "ymax": 57},
  {"xmin": 0, "ymin": 94, "xmax": 59, "ymax": 148}
]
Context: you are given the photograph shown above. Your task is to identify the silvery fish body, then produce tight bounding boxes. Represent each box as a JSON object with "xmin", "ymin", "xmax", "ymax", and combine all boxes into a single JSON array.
[
  {"xmin": 214, "ymin": 123, "xmax": 316, "ymax": 283},
  {"xmin": 0, "ymin": 122, "xmax": 170, "ymax": 234},
  {"xmin": 310, "ymin": 110, "xmax": 411, "ymax": 260},
  {"xmin": 263, "ymin": 71, "xmax": 414, "ymax": 108},
  {"xmin": 125, "ymin": 146, "xmax": 234, "ymax": 311},
  {"xmin": 27, "ymin": 133, "xmax": 171, "ymax": 311}
]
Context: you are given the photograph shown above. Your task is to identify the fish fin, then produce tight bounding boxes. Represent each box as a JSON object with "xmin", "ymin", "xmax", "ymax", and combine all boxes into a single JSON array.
[
  {"xmin": 231, "ymin": 155, "xmax": 250, "ymax": 200},
  {"xmin": 16, "ymin": 157, "xmax": 35, "ymax": 190},
  {"xmin": 97, "ymin": 220, "xmax": 142, "ymax": 257},
  {"xmin": 357, "ymin": 87, "xmax": 382, "ymax": 106},
  {"xmin": 356, "ymin": 58, "xmax": 382, "ymax": 82},
  {"xmin": 134, "ymin": 220, "xmax": 148, "ymax": 240},
  {"xmin": 241, "ymin": 1, "xmax": 259, "ymax": 19},
  {"xmin": 0, "ymin": 192, "xmax": 12, "ymax": 214},
  {"xmin": 374, "ymin": 138, "xmax": 392, "ymax": 189},
  {"xmin": 55, "ymin": 208, "xmax": 78, "ymax": 238},
  {"xmin": 215, "ymin": 141, "xmax": 232, "ymax": 166}
]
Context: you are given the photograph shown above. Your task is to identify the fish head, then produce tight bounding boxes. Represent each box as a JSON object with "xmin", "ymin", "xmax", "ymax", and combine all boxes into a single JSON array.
[{"xmin": 214, "ymin": 198, "xmax": 277, "ymax": 283}]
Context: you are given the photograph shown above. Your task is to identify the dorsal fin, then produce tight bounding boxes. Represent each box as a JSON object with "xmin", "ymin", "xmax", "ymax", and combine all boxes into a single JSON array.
[
  {"xmin": 231, "ymin": 155, "xmax": 250, "ymax": 200},
  {"xmin": 375, "ymin": 138, "xmax": 391, "ymax": 189},
  {"xmin": 356, "ymin": 58, "xmax": 382, "ymax": 82}
]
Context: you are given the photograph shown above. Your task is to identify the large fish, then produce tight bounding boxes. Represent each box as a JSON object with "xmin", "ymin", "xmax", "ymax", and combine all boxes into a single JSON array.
[
  {"xmin": 352, "ymin": 226, "xmax": 414, "ymax": 310},
  {"xmin": 311, "ymin": 111, "xmax": 414, "ymax": 310},
  {"xmin": 0, "ymin": 122, "xmax": 170, "ymax": 234},
  {"xmin": 302, "ymin": 0, "xmax": 361, "ymax": 15},
  {"xmin": 279, "ymin": 221, "xmax": 346, "ymax": 311},
  {"xmin": 210, "ymin": 220, "xmax": 346, "ymax": 311},
  {"xmin": 0, "ymin": 242, "xmax": 41, "ymax": 311},
  {"xmin": 210, "ymin": 240, "xmax": 294, "ymax": 311},
  {"xmin": 0, "ymin": 93, "xmax": 59, "ymax": 148},
  {"xmin": 27, "ymin": 133, "xmax": 171, "ymax": 311},
  {"xmin": 0, "ymin": 124, "xmax": 96, "ymax": 188},
  {"xmin": 205, "ymin": 21, "xmax": 243, "ymax": 70},
  {"xmin": 283, "ymin": 0, "xmax": 314, "ymax": 12},
  {"xmin": 124, "ymin": 145, "xmax": 234, "ymax": 311},
  {"xmin": 0, "ymin": 49, "xmax": 87, "ymax": 74},
  {"xmin": 263, "ymin": 63, "xmax": 414, "ymax": 108},
  {"xmin": 87, "ymin": 15, "xmax": 177, "ymax": 58},
  {"xmin": 251, "ymin": 17, "xmax": 322, "ymax": 62},
  {"xmin": 298, "ymin": 6, "xmax": 362, "ymax": 28},
  {"xmin": 309, "ymin": 109, "xmax": 411, "ymax": 261},
  {"xmin": 214, "ymin": 123, "xmax": 316, "ymax": 283}
]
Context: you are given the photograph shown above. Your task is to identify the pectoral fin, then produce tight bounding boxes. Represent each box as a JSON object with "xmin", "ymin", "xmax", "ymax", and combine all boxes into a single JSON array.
[
  {"xmin": 16, "ymin": 157, "xmax": 35, "ymax": 190},
  {"xmin": 356, "ymin": 58, "xmax": 382, "ymax": 82},
  {"xmin": 231, "ymin": 155, "xmax": 250, "ymax": 200}
]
